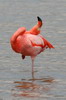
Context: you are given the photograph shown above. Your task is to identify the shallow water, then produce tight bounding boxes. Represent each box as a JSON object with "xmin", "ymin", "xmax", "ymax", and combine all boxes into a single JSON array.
[{"xmin": 0, "ymin": 0, "xmax": 66, "ymax": 100}]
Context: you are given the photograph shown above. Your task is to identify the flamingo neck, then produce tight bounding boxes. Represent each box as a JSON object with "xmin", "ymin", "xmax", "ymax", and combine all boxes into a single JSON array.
[
  {"xmin": 29, "ymin": 18, "xmax": 42, "ymax": 35},
  {"xmin": 10, "ymin": 27, "xmax": 26, "ymax": 53},
  {"xmin": 29, "ymin": 25, "xmax": 40, "ymax": 35},
  {"xmin": 11, "ymin": 27, "xmax": 26, "ymax": 43}
]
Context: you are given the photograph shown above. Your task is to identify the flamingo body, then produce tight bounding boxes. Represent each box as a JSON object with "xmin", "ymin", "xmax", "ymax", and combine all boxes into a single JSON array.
[
  {"xmin": 11, "ymin": 33, "xmax": 54, "ymax": 57},
  {"xmin": 16, "ymin": 34, "xmax": 45, "ymax": 56}
]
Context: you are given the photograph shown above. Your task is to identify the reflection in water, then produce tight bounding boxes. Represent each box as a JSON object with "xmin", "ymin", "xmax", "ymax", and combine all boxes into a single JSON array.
[{"xmin": 12, "ymin": 77, "xmax": 55, "ymax": 98}]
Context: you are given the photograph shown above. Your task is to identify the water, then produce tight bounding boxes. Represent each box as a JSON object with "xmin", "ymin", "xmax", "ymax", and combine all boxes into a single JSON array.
[{"xmin": 0, "ymin": 0, "xmax": 66, "ymax": 100}]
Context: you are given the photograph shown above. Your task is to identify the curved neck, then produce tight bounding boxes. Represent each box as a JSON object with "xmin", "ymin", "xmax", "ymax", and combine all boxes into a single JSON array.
[
  {"xmin": 11, "ymin": 27, "xmax": 26, "ymax": 43},
  {"xmin": 29, "ymin": 17, "xmax": 42, "ymax": 35}
]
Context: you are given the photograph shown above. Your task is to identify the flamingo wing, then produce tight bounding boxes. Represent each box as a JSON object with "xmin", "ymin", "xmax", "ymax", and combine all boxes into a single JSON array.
[
  {"xmin": 20, "ymin": 34, "xmax": 45, "ymax": 56},
  {"xmin": 16, "ymin": 34, "xmax": 54, "ymax": 57},
  {"xmin": 29, "ymin": 35, "xmax": 54, "ymax": 49}
]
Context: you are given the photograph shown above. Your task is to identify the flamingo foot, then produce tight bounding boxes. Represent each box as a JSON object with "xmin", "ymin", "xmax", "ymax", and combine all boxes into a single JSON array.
[{"xmin": 22, "ymin": 55, "xmax": 25, "ymax": 59}]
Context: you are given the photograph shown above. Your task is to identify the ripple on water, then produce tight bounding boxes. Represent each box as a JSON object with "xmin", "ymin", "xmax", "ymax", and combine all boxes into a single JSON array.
[{"xmin": 12, "ymin": 77, "xmax": 55, "ymax": 98}]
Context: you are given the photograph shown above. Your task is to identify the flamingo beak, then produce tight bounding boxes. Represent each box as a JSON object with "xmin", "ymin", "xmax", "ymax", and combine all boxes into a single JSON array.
[
  {"xmin": 37, "ymin": 16, "xmax": 42, "ymax": 22},
  {"xmin": 37, "ymin": 16, "xmax": 42, "ymax": 28}
]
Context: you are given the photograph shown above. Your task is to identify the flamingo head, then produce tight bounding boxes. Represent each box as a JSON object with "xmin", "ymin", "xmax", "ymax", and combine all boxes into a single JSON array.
[
  {"xmin": 30, "ymin": 16, "xmax": 43, "ymax": 35},
  {"xmin": 37, "ymin": 16, "xmax": 43, "ymax": 28}
]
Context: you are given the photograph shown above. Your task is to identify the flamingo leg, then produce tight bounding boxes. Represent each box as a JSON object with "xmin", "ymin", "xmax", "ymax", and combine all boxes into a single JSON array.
[{"xmin": 31, "ymin": 57, "xmax": 35, "ymax": 79}]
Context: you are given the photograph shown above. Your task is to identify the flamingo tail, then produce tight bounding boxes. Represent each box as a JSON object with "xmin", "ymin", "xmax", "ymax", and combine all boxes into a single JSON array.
[
  {"xmin": 46, "ymin": 40, "xmax": 54, "ymax": 49},
  {"xmin": 42, "ymin": 37, "xmax": 54, "ymax": 49}
]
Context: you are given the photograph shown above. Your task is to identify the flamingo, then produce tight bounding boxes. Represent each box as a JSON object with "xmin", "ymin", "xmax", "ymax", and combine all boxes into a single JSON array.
[{"xmin": 10, "ymin": 16, "xmax": 54, "ymax": 78}]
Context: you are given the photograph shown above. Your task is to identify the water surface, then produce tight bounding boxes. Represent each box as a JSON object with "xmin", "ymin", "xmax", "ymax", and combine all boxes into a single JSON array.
[{"xmin": 0, "ymin": 0, "xmax": 66, "ymax": 100}]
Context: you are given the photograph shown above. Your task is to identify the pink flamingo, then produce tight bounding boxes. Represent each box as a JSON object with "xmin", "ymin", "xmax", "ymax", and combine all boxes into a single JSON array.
[{"xmin": 10, "ymin": 16, "xmax": 54, "ymax": 78}]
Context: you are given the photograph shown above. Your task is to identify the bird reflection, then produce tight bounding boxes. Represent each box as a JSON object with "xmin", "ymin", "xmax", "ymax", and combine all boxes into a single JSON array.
[{"xmin": 12, "ymin": 77, "xmax": 54, "ymax": 98}]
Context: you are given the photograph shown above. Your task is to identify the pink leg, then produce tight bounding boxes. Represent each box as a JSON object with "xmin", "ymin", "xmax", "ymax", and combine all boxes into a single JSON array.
[{"xmin": 31, "ymin": 56, "xmax": 35, "ymax": 79}]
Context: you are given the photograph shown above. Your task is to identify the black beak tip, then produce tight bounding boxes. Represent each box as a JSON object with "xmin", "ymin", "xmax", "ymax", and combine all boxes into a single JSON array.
[{"xmin": 37, "ymin": 16, "xmax": 42, "ymax": 22}]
